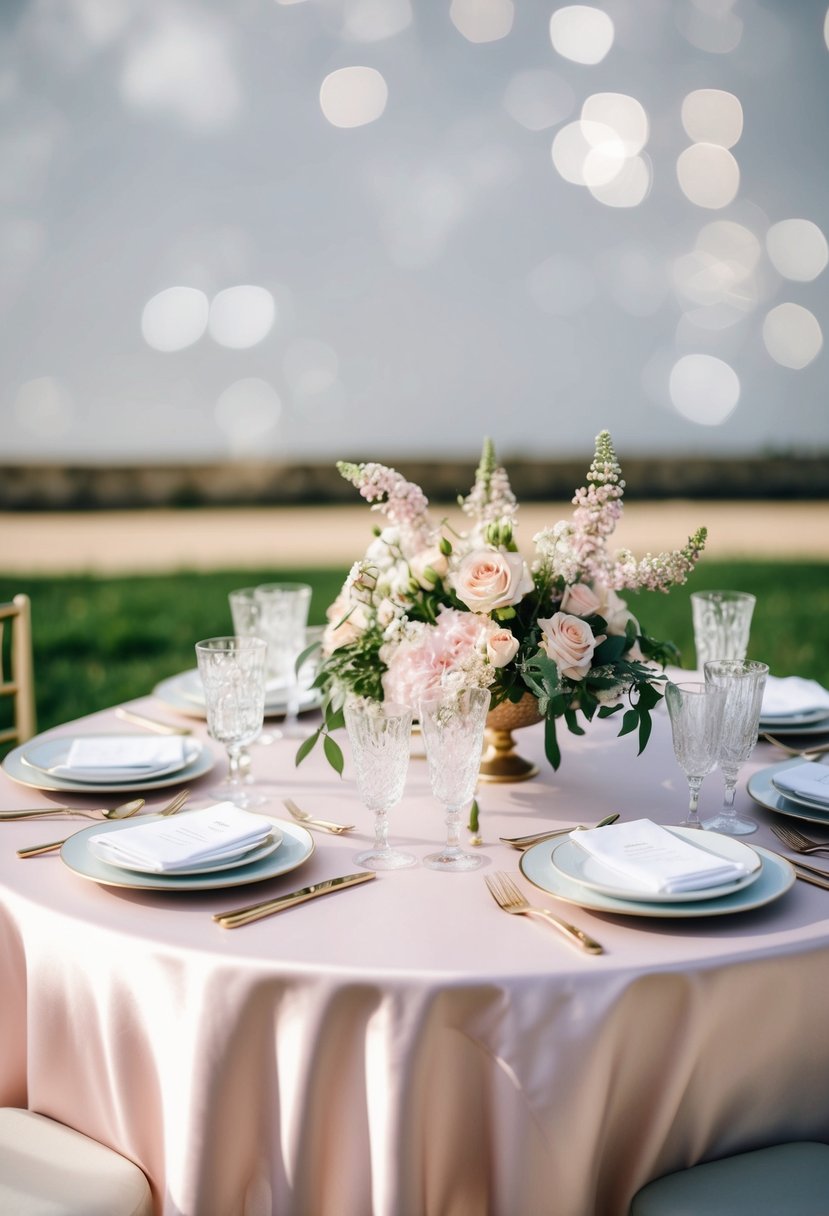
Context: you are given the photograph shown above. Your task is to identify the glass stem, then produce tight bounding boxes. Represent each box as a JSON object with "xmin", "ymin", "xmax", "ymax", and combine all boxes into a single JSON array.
[
  {"xmin": 373, "ymin": 806, "xmax": 390, "ymax": 854},
  {"xmin": 226, "ymin": 745, "xmax": 243, "ymax": 788},
  {"xmin": 686, "ymin": 776, "xmax": 703, "ymax": 825},
  {"xmin": 444, "ymin": 803, "xmax": 463, "ymax": 855},
  {"xmin": 722, "ymin": 777, "xmax": 738, "ymax": 814}
]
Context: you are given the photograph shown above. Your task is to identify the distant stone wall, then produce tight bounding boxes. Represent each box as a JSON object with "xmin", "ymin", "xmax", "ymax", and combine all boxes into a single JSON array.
[{"xmin": 1, "ymin": 455, "xmax": 827, "ymax": 509}]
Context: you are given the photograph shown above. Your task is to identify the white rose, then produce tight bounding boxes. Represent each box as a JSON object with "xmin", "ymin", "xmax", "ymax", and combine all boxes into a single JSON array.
[
  {"xmin": 595, "ymin": 584, "xmax": 639, "ymax": 637},
  {"xmin": 453, "ymin": 549, "xmax": 533, "ymax": 615},
  {"xmin": 409, "ymin": 546, "xmax": 449, "ymax": 590},
  {"xmin": 486, "ymin": 628, "xmax": 520, "ymax": 668},
  {"xmin": 561, "ymin": 582, "xmax": 601, "ymax": 617},
  {"xmin": 538, "ymin": 612, "xmax": 605, "ymax": 681}
]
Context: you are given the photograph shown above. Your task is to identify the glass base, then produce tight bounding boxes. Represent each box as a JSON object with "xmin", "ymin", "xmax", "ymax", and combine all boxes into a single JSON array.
[
  {"xmin": 355, "ymin": 847, "xmax": 417, "ymax": 871},
  {"xmin": 702, "ymin": 813, "xmax": 758, "ymax": 835},
  {"xmin": 678, "ymin": 817, "xmax": 702, "ymax": 829},
  {"xmin": 214, "ymin": 782, "xmax": 270, "ymax": 810},
  {"xmin": 423, "ymin": 849, "xmax": 483, "ymax": 872}
]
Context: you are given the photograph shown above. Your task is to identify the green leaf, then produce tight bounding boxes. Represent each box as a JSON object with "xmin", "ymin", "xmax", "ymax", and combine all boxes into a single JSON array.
[
  {"xmin": 544, "ymin": 714, "xmax": 562, "ymax": 770},
  {"xmin": 294, "ymin": 640, "xmax": 321, "ymax": 676},
  {"xmin": 637, "ymin": 707, "xmax": 653, "ymax": 754},
  {"xmin": 593, "ymin": 635, "xmax": 627, "ymax": 664},
  {"xmin": 325, "ymin": 704, "xmax": 346, "ymax": 732},
  {"xmin": 597, "ymin": 703, "xmax": 623, "ymax": 718},
  {"xmin": 468, "ymin": 798, "xmax": 480, "ymax": 832},
  {"xmin": 619, "ymin": 708, "xmax": 639, "ymax": 737},
  {"xmin": 294, "ymin": 728, "xmax": 321, "ymax": 767},
  {"xmin": 564, "ymin": 707, "xmax": 585, "ymax": 736},
  {"xmin": 323, "ymin": 733, "xmax": 345, "ymax": 776}
]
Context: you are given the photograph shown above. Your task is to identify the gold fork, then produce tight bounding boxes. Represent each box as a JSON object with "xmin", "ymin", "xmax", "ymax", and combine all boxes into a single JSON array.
[
  {"xmin": 484, "ymin": 872, "xmax": 604, "ymax": 954},
  {"xmin": 16, "ymin": 789, "xmax": 190, "ymax": 858},
  {"xmin": 761, "ymin": 733, "xmax": 829, "ymax": 758},
  {"xmin": 283, "ymin": 799, "xmax": 354, "ymax": 835},
  {"xmin": 771, "ymin": 822, "xmax": 829, "ymax": 856}
]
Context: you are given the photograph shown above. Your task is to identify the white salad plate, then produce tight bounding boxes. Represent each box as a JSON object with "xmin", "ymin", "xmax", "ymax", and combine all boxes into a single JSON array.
[
  {"xmin": 61, "ymin": 815, "xmax": 314, "ymax": 892},
  {"xmin": 748, "ymin": 759, "xmax": 829, "ymax": 824},
  {"xmin": 21, "ymin": 735, "xmax": 197, "ymax": 784},
  {"xmin": 760, "ymin": 708, "xmax": 829, "ymax": 730},
  {"xmin": 548, "ymin": 827, "xmax": 762, "ymax": 904},
  {"xmin": 153, "ymin": 669, "xmax": 323, "ymax": 720},
  {"xmin": 3, "ymin": 734, "xmax": 214, "ymax": 794},
  {"xmin": 86, "ymin": 828, "xmax": 283, "ymax": 877},
  {"xmin": 520, "ymin": 835, "xmax": 794, "ymax": 919}
]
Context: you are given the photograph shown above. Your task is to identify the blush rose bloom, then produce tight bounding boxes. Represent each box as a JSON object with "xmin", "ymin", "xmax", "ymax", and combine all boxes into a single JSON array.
[
  {"xmin": 486, "ymin": 627, "xmax": 519, "ymax": 668},
  {"xmin": 538, "ymin": 612, "xmax": 605, "ymax": 681},
  {"xmin": 561, "ymin": 582, "xmax": 601, "ymax": 618},
  {"xmin": 409, "ymin": 546, "xmax": 449, "ymax": 590},
  {"xmin": 453, "ymin": 549, "xmax": 534, "ymax": 615}
]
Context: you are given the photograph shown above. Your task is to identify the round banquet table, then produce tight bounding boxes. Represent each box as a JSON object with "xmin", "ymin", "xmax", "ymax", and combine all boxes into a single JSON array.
[{"xmin": 1, "ymin": 693, "xmax": 829, "ymax": 1216}]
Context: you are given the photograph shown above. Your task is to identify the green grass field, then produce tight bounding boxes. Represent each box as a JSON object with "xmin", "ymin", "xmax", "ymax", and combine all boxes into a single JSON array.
[{"xmin": 2, "ymin": 560, "xmax": 828, "ymax": 742}]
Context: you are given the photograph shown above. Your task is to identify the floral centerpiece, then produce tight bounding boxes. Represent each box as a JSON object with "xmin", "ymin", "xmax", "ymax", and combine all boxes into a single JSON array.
[{"xmin": 297, "ymin": 431, "xmax": 706, "ymax": 777}]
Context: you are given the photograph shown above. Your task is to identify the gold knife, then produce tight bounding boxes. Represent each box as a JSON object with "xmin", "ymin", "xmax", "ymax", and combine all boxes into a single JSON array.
[
  {"xmin": 793, "ymin": 867, "xmax": 829, "ymax": 890},
  {"xmin": 213, "ymin": 870, "xmax": 376, "ymax": 928},
  {"xmin": 768, "ymin": 850, "xmax": 829, "ymax": 886},
  {"xmin": 114, "ymin": 707, "xmax": 192, "ymax": 735}
]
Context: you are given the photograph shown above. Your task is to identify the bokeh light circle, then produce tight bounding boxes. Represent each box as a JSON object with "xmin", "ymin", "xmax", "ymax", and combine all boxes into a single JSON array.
[
  {"xmin": 766, "ymin": 219, "xmax": 829, "ymax": 282},
  {"xmin": 549, "ymin": 6, "xmax": 614, "ymax": 65},
  {"xmin": 669, "ymin": 353, "xmax": 740, "ymax": 425},
  {"xmin": 208, "ymin": 285, "xmax": 275, "ymax": 349},
  {"xmin": 141, "ymin": 286, "xmax": 209, "ymax": 352},
  {"xmin": 676, "ymin": 144, "xmax": 740, "ymax": 209},
  {"xmin": 681, "ymin": 89, "xmax": 743, "ymax": 148},
  {"xmin": 319, "ymin": 66, "xmax": 388, "ymax": 128},
  {"xmin": 762, "ymin": 303, "xmax": 823, "ymax": 369}
]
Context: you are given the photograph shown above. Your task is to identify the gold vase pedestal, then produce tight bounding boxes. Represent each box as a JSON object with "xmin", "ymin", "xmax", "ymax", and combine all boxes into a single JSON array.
[{"xmin": 479, "ymin": 694, "xmax": 543, "ymax": 783}]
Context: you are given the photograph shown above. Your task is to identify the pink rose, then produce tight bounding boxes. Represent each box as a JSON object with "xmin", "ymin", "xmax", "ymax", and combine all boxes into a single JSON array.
[
  {"xmin": 486, "ymin": 628, "xmax": 519, "ymax": 668},
  {"xmin": 561, "ymin": 582, "xmax": 601, "ymax": 617},
  {"xmin": 409, "ymin": 546, "xmax": 449, "ymax": 590},
  {"xmin": 538, "ymin": 612, "xmax": 605, "ymax": 681},
  {"xmin": 453, "ymin": 549, "xmax": 533, "ymax": 614}
]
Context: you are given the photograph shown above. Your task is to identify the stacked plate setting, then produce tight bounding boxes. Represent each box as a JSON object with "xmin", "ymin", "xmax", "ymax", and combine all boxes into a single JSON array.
[
  {"xmin": 3, "ymin": 732, "xmax": 214, "ymax": 793},
  {"xmin": 153, "ymin": 669, "xmax": 323, "ymax": 720}
]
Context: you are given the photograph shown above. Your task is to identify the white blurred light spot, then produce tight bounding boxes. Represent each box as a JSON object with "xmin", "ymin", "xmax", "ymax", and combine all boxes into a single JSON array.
[
  {"xmin": 762, "ymin": 303, "xmax": 823, "ymax": 369},
  {"xmin": 343, "ymin": 0, "xmax": 412, "ymax": 41},
  {"xmin": 766, "ymin": 219, "xmax": 829, "ymax": 282},
  {"xmin": 673, "ymin": 220, "xmax": 761, "ymax": 314},
  {"xmin": 526, "ymin": 254, "xmax": 595, "ymax": 316},
  {"xmin": 552, "ymin": 120, "xmax": 625, "ymax": 186},
  {"xmin": 215, "ymin": 379, "xmax": 282, "ymax": 452},
  {"xmin": 142, "ymin": 287, "xmax": 209, "ymax": 352},
  {"xmin": 14, "ymin": 377, "xmax": 74, "ymax": 438},
  {"xmin": 502, "ymin": 70, "xmax": 575, "ymax": 130},
  {"xmin": 589, "ymin": 154, "xmax": 651, "ymax": 207},
  {"xmin": 450, "ymin": 0, "xmax": 514, "ymax": 42},
  {"xmin": 319, "ymin": 66, "xmax": 388, "ymax": 128},
  {"xmin": 681, "ymin": 89, "xmax": 743, "ymax": 148},
  {"xmin": 582, "ymin": 93, "xmax": 649, "ymax": 155},
  {"xmin": 676, "ymin": 143, "xmax": 739, "ymax": 209},
  {"xmin": 283, "ymin": 339, "xmax": 339, "ymax": 396},
  {"xmin": 120, "ymin": 14, "xmax": 240, "ymax": 132},
  {"xmin": 549, "ymin": 6, "xmax": 613, "ymax": 64},
  {"xmin": 669, "ymin": 354, "xmax": 740, "ymax": 425},
  {"xmin": 208, "ymin": 285, "xmax": 275, "ymax": 349},
  {"xmin": 275, "ymin": 0, "xmax": 307, "ymax": 5}
]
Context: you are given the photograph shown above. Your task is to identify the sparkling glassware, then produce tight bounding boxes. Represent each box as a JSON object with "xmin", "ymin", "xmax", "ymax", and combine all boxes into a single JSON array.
[
  {"xmin": 691, "ymin": 591, "xmax": 756, "ymax": 669},
  {"xmin": 703, "ymin": 659, "xmax": 769, "ymax": 835},
  {"xmin": 343, "ymin": 698, "xmax": 416, "ymax": 871},
  {"xmin": 665, "ymin": 681, "xmax": 725, "ymax": 829},
  {"xmin": 254, "ymin": 583, "xmax": 312, "ymax": 739},
  {"xmin": 419, "ymin": 686, "xmax": 491, "ymax": 872},
  {"xmin": 195, "ymin": 636, "xmax": 267, "ymax": 807}
]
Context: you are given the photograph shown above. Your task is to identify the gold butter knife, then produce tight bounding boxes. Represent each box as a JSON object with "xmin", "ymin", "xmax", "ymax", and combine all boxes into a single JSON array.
[
  {"xmin": 213, "ymin": 870, "xmax": 376, "ymax": 928},
  {"xmin": 114, "ymin": 707, "xmax": 193, "ymax": 735}
]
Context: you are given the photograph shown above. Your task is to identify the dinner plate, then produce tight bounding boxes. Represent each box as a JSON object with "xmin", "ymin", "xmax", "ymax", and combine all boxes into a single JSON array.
[
  {"xmin": 758, "ymin": 717, "xmax": 829, "ymax": 739},
  {"xmin": 771, "ymin": 772, "xmax": 829, "ymax": 812},
  {"xmin": 760, "ymin": 708, "xmax": 829, "ymax": 729},
  {"xmin": 153, "ymin": 670, "xmax": 323, "ymax": 720},
  {"xmin": 748, "ymin": 759, "xmax": 829, "ymax": 825},
  {"xmin": 21, "ymin": 735, "xmax": 198, "ymax": 784},
  {"xmin": 2, "ymin": 734, "xmax": 214, "ymax": 794},
  {"xmin": 520, "ymin": 837, "xmax": 794, "ymax": 918},
  {"xmin": 61, "ymin": 814, "xmax": 315, "ymax": 892},
  {"xmin": 549, "ymin": 827, "xmax": 762, "ymax": 903},
  {"xmin": 86, "ymin": 829, "xmax": 283, "ymax": 877}
]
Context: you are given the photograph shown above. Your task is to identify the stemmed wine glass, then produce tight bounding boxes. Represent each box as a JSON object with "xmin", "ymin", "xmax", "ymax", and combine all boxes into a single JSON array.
[
  {"xmin": 343, "ymin": 698, "xmax": 416, "ymax": 870},
  {"xmin": 665, "ymin": 681, "xmax": 725, "ymax": 829},
  {"xmin": 419, "ymin": 686, "xmax": 491, "ymax": 872},
  {"xmin": 703, "ymin": 659, "xmax": 769, "ymax": 835},
  {"xmin": 195, "ymin": 636, "xmax": 267, "ymax": 808},
  {"xmin": 254, "ymin": 583, "xmax": 313, "ymax": 739}
]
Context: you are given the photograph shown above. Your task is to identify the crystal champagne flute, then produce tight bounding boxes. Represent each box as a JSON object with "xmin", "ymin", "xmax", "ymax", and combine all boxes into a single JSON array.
[
  {"xmin": 665, "ymin": 681, "xmax": 725, "ymax": 829},
  {"xmin": 419, "ymin": 686, "xmax": 491, "ymax": 872},
  {"xmin": 703, "ymin": 659, "xmax": 769, "ymax": 835}
]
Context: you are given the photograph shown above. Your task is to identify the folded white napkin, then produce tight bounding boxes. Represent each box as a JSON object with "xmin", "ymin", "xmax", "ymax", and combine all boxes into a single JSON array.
[
  {"xmin": 761, "ymin": 676, "xmax": 829, "ymax": 719},
  {"xmin": 53, "ymin": 736, "xmax": 187, "ymax": 780},
  {"xmin": 89, "ymin": 803, "xmax": 273, "ymax": 873},
  {"xmin": 572, "ymin": 818, "xmax": 751, "ymax": 894},
  {"xmin": 773, "ymin": 762, "xmax": 829, "ymax": 806}
]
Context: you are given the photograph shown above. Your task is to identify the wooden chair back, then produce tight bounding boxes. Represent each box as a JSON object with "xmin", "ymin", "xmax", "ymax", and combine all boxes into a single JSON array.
[{"xmin": 0, "ymin": 594, "xmax": 36, "ymax": 747}]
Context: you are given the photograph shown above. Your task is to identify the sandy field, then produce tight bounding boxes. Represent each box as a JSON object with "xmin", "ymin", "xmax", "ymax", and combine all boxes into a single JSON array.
[{"xmin": 1, "ymin": 501, "xmax": 828, "ymax": 574}]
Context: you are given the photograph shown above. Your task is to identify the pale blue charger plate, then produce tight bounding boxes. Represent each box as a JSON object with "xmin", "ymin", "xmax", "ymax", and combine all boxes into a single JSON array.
[
  {"xmin": 520, "ymin": 835, "xmax": 794, "ymax": 919},
  {"xmin": 60, "ymin": 813, "xmax": 315, "ymax": 892}
]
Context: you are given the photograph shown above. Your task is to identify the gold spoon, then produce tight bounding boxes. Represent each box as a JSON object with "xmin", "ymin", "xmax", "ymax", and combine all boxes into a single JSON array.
[{"xmin": 15, "ymin": 789, "xmax": 189, "ymax": 859}]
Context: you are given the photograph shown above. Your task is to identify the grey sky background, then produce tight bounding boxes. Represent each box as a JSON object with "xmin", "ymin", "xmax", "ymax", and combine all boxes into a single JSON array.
[{"xmin": 1, "ymin": 0, "xmax": 827, "ymax": 465}]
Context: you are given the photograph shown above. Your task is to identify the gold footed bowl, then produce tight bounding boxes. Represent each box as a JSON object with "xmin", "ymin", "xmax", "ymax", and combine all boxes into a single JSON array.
[{"xmin": 479, "ymin": 693, "xmax": 543, "ymax": 783}]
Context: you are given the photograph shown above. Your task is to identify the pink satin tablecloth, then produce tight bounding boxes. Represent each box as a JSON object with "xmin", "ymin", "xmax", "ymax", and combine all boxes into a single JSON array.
[{"xmin": 1, "ymin": 697, "xmax": 829, "ymax": 1216}]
